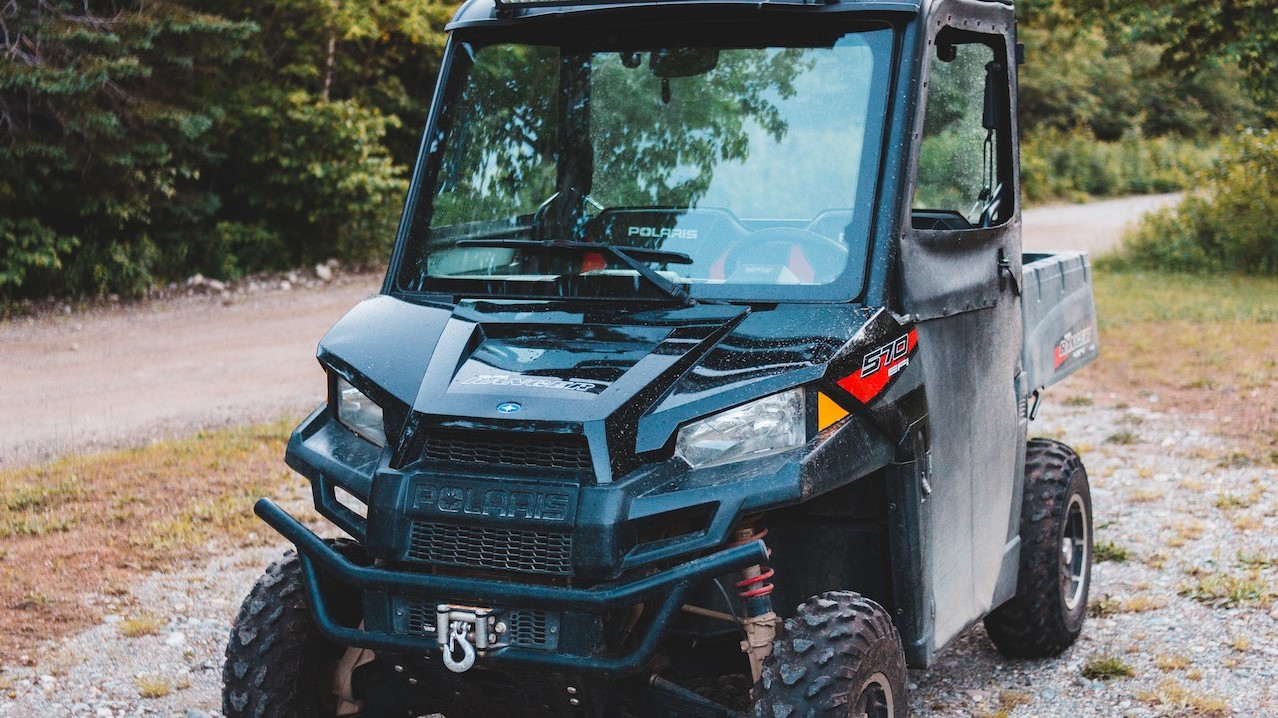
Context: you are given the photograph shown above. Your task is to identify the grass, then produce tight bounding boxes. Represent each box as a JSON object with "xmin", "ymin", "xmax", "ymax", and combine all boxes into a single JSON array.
[
  {"xmin": 1118, "ymin": 594, "xmax": 1167, "ymax": 613},
  {"xmin": 1093, "ymin": 538, "xmax": 1132, "ymax": 563},
  {"xmin": 1083, "ymin": 269, "xmax": 1278, "ymax": 456},
  {"xmin": 1214, "ymin": 490, "xmax": 1261, "ymax": 511},
  {"xmin": 118, "ymin": 612, "xmax": 164, "ymax": 638},
  {"xmin": 1093, "ymin": 271, "xmax": 1278, "ymax": 326},
  {"xmin": 1179, "ymin": 566, "xmax": 1276, "ymax": 609},
  {"xmin": 1155, "ymin": 653, "xmax": 1191, "ymax": 672},
  {"xmin": 1080, "ymin": 653, "xmax": 1135, "ymax": 681},
  {"xmin": 974, "ymin": 689, "xmax": 1033, "ymax": 718},
  {"xmin": 0, "ymin": 418, "xmax": 303, "ymax": 662},
  {"xmin": 1105, "ymin": 428, "xmax": 1139, "ymax": 445},
  {"xmin": 1135, "ymin": 679, "xmax": 1230, "ymax": 716},
  {"xmin": 136, "ymin": 674, "xmax": 189, "ymax": 699}
]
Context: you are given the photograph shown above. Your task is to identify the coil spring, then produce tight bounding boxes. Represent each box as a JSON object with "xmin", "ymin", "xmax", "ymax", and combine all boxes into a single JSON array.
[{"xmin": 730, "ymin": 526, "xmax": 775, "ymax": 600}]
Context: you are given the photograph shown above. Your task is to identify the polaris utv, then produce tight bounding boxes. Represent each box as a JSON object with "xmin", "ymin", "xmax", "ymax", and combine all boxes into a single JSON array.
[{"xmin": 223, "ymin": 0, "xmax": 1101, "ymax": 714}]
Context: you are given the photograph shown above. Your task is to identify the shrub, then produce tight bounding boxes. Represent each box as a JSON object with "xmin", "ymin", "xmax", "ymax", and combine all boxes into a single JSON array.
[
  {"xmin": 1108, "ymin": 129, "xmax": 1278, "ymax": 276},
  {"xmin": 1021, "ymin": 129, "xmax": 1216, "ymax": 204}
]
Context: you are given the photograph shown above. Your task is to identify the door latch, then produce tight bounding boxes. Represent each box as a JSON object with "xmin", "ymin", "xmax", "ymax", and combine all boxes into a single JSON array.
[{"xmin": 998, "ymin": 248, "xmax": 1020, "ymax": 297}]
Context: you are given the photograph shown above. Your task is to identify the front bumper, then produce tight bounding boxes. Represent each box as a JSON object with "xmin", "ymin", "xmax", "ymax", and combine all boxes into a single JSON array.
[{"xmin": 257, "ymin": 498, "xmax": 768, "ymax": 676}]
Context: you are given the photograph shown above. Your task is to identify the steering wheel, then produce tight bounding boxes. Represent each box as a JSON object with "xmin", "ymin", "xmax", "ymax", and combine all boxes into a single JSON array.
[
  {"xmin": 532, "ymin": 187, "xmax": 603, "ymax": 240},
  {"xmin": 718, "ymin": 227, "xmax": 848, "ymax": 283}
]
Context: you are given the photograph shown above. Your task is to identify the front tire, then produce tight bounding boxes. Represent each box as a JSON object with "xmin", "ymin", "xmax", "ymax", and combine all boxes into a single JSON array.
[
  {"xmin": 753, "ymin": 592, "xmax": 908, "ymax": 718},
  {"xmin": 984, "ymin": 438, "xmax": 1093, "ymax": 658},
  {"xmin": 223, "ymin": 543, "xmax": 363, "ymax": 718}
]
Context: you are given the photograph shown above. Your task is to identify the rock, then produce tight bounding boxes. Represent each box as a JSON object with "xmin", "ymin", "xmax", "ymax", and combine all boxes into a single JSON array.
[
  {"xmin": 165, "ymin": 632, "xmax": 187, "ymax": 647},
  {"xmin": 186, "ymin": 710, "xmax": 212, "ymax": 718},
  {"xmin": 315, "ymin": 263, "xmax": 334, "ymax": 282}
]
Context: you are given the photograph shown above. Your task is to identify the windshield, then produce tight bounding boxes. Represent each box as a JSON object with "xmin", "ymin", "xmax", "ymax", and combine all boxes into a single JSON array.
[{"xmin": 395, "ymin": 21, "xmax": 894, "ymax": 303}]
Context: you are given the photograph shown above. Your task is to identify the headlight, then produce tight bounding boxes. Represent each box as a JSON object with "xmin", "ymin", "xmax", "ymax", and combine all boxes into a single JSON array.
[
  {"xmin": 675, "ymin": 389, "xmax": 806, "ymax": 469},
  {"xmin": 335, "ymin": 376, "xmax": 387, "ymax": 448}
]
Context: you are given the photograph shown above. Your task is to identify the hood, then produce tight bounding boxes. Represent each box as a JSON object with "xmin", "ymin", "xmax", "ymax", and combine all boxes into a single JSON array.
[{"xmin": 318, "ymin": 295, "xmax": 879, "ymax": 471}]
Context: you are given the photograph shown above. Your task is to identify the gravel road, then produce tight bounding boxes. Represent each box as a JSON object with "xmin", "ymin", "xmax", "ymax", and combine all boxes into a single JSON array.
[{"xmin": 9, "ymin": 194, "xmax": 1275, "ymax": 717}]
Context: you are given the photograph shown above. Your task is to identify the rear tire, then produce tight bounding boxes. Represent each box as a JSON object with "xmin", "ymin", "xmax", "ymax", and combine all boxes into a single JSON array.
[
  {"xmin": 984, "ymin": 438, "xmax": 1092, "ymax": 658},
  {"xmin": 223, "ymin": 542, "xmax": 363, "ymax": 718},
  {"xmin": 753, "ymin": 592, "xmax": 908, "ymax": 718}
]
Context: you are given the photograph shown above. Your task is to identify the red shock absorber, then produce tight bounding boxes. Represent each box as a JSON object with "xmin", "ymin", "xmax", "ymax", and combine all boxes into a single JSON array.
[
  {"xmin": 731, "ymin": 522, "xmax": 779, "ymax": 683},
  {"xmin": 731, "ymin": 526, "xmax": 775, "ymax": 600}
]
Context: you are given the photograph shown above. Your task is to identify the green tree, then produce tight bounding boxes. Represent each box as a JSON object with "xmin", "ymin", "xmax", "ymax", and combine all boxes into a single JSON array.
[
  {"xmin": 1, "ymin": 1, "xmax": 255, "ymax": 298},
  {"xmin": 1017, "ymin": 0, "xmax": 1265, "ymax": 139},
  {"xmin": 1076, "ymin": 0, "xmax": 1278, "ymax": 108},
  {"xmin": 1, "ymin": 0, "xmax": 457, "ymax": 301}
]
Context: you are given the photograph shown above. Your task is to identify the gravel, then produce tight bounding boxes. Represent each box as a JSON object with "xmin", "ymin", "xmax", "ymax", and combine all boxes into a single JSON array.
[{"xmin": 2, "ymin": 388, "xmax": 1275, "ymax": 717}]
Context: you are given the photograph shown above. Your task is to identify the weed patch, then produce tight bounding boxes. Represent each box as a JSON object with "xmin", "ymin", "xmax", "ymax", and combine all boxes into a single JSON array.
[
  {"xmin": 0, "ymin": 418, "xmax": 301, "ymax": 661},
  {"xmin": 1105, "ymin": 429, "xmax": 1139, "ymax": 445},
  {"xmin": 136, "ymin": 675, "xmax": 177, "ymax": 699},
  {"xmin": 119, "ymin": 613, "xmax": 164, "ymax": 638},
  {"xmin": 1135, "ymin": 679, "xmax": 1230, "ymax": 717},
  {"xmin": 1179, "ymin": 566, "xmax": 1276, "ymax": 609},
  {"xmin": 1094, "ymin": 539, "xmax": 1132, "ymax": 563},
  {"xmin": 1080, "ymin": 654, "xmax": 1135, "ymax": 681}
]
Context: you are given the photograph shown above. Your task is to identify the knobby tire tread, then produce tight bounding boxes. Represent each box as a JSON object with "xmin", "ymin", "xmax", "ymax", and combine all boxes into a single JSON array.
[
  {"xmin": 753, "ymin": 591, "xmax": 908, "ymax": 718},
  {"xmin": 223, "ymin": 539, "xmax": 362, "ymax": 718},
  {"xmin": 984, "ymin": 438, "xmax": 1091, "ymax": 658}
]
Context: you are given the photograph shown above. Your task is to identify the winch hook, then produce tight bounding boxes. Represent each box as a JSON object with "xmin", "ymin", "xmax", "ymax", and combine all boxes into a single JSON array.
[{"xmin": 442, "ymin": 620, "xmax": 477, "ymax": 673}]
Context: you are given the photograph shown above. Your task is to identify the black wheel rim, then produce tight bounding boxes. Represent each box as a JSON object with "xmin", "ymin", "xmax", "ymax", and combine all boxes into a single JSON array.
[
  {"xmin": 1060, "ymin": 493, "xmax": 1089, "ymax": 612},
  {"xmin": 853, "ymin": 672, "xmax": 895, "ymax": 718}
]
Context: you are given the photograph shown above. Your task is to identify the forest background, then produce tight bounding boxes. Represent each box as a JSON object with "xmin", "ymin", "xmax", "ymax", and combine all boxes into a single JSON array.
[{"xmin": 1, "ymin": 0, "xmax": 1275, "ymax": 301}]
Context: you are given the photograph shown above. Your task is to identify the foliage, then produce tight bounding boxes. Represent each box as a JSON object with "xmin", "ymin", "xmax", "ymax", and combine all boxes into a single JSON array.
[
  {"xmin": 1021, "ymin": 130, "xmax": 1216, "ymax": 203},
  {"xmin": 1017, "ymin": 0, "xmax": 1265, "ymax": 140},
  {"xmin": 1106, "ymin": 129, "xmax": 1278, "ymax": 275},
  {"xmin": 1075, "ymin": 0, "xmax": 1278, "ymax": 106},
  {"xmin": 1, "ymin": 0, "xmax": 452, "ymax": 301},
  {"xmin": 1, "ymin": 1, "xmax": 256, "ymax": 298}
]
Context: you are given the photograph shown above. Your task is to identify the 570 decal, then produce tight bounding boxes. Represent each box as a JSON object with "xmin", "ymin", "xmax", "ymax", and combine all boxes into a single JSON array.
[
  {"xmin": 862, "ymin": 333, "xmax": 914, "ymax": 377},
  {"xmin": 837, "ymin": 329, "xmax": 919, "ymax": 404}
]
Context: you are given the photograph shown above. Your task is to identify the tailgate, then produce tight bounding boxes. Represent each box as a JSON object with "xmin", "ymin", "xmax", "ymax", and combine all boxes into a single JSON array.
[{"xmin": 1021, "ymin": 252, "xmax": 1099, "ymax": 395}]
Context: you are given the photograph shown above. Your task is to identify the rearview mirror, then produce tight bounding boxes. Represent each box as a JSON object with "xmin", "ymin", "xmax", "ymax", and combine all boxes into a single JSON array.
[{"xmin": 649, "ymin": 48, "xmax": 718, "ymax": 78}]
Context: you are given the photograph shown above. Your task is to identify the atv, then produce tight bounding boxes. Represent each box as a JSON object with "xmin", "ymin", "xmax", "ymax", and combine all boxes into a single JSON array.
[{"xmin": 223, "ymin": 0, "xmax": 1101, "ymax": 714}]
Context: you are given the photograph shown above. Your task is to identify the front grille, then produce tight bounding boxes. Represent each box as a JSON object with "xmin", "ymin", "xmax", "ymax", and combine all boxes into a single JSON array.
[
  {"xmin": 408, "ymin": 521, "xmax": 573, "ymax": 575},
  {"xmin": 404, "ymin": 600, "xmax": 557, "ymax": 650},
  {"xmin": 423, "ymin": 429, "xmax": 592, "ymax": 472},
  {"xmin": 507, "ymin": 608, "xmax": 549, "ymax": 647}
]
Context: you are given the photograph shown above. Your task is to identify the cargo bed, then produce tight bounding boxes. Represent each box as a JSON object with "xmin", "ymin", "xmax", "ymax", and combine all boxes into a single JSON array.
[{"xmin": 1021, "ymin": 252, "xmax": 1100, "ymax": 400}]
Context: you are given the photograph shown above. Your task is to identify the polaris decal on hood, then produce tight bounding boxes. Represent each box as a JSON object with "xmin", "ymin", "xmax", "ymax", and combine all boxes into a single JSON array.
[{"xmin": 458, "ymin": 373, "xmax": 603, "ymax": 393}]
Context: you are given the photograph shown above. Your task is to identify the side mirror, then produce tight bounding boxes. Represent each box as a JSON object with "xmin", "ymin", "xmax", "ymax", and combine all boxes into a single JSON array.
[{"xmin": 982, "ymin": 61, "xmax": 1006, "ymax": 131}]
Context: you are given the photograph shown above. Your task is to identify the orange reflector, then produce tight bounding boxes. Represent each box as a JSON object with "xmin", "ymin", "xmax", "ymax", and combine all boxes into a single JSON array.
[{"xmin": 817, "ymin": 392, "xmax": 849, "ymax": 430}]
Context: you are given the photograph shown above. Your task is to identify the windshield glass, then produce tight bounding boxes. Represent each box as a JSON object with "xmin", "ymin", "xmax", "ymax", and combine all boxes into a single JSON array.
[{"xmin": 395, "ymin": 21, "xmax": 893, "ymax": 303}]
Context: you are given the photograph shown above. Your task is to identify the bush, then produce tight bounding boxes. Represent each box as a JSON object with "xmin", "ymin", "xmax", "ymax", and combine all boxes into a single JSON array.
[
  {"xmin": 1107, "ymin": 129, "xmax": 1278, "ymax": 276},
  {"xmin": 0, "ymin": 0, "xmax": 443, "ymax": 304},
  {"xmin": 1021, "ymin": 129, "xmax": 1216, "ymax": 204}
]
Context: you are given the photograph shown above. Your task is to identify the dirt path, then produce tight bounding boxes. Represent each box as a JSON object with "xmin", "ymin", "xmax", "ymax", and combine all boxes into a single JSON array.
[
  {"xmin": 0, "ymin": 195, "xmax": 1178, "ymax": 469},
  {"xmin": 0, "ymin": 276, "xmax": 380, "ymax": 469},
  {"xmin": 1021, "ymin": 192, "xmax": 1180, "ymax": 255}
]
